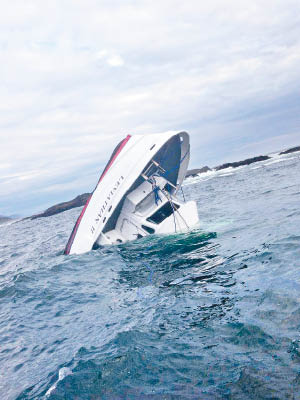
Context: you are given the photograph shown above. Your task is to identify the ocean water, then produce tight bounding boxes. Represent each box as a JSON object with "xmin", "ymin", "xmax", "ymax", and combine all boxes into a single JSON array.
[{"xmin": 1, "ymin": 151, "xmax": 300, "ymax": 399}]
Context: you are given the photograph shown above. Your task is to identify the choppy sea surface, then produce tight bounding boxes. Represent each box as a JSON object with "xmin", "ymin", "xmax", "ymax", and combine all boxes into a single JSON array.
[{"xmin": 1, "ymin": 151, "xmax": 300, "ymax": 399}]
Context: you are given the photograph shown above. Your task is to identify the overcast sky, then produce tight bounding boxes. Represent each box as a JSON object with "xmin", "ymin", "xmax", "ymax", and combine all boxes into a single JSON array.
[{"xmin": 1, "ymin": 0, "xmax": 300, "ymax": 216}]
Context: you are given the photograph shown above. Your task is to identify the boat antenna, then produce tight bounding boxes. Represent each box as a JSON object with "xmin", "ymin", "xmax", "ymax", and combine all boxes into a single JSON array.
[
  {"xmin": 181, "ymin": 187, "xmax": 186, "ymax": 203},
  {"xmin": 161, "ymin": 188, "xmax": 190, "ymax": 231}
]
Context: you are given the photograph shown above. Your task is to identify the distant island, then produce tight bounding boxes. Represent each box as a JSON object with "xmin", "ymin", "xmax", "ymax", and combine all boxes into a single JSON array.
[
  {"xmin": 5, "ymin": 144, "xmax": 297, "ymax": 221},
  {"xmin": 0, "ymin": 215, "xmax": 12, "ymax": 225},
  {"xmin": 279, "ymin": 145, "xmax": 300, "ymax": 155},
  {"xmin": 185, "ymin": 166, "xmax": 211, "ymax": 178},
  {"xmin": 27, "ymin": 193, "xmax": 91, "ymax": 220},
  {"xmin": 185, "ymin": 155, "xmax": 271, "ymax": 177}
]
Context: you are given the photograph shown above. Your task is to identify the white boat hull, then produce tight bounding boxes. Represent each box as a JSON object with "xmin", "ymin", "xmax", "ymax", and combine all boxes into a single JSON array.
[{"xmin": 65, "ymin": 131, "xmax": 199, "ymax": 255}]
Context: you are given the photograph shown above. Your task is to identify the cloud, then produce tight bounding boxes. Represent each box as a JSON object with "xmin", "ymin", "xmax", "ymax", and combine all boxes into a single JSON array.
[
  {"xmin": 1, "ymin": 0, "xmax": 300, "ymax": 215},
  {"xmin": 96, "ymin": 50, "xmax": 125, "ymax": 67}
]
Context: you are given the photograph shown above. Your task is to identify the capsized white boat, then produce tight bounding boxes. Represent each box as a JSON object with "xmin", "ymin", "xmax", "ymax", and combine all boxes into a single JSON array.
[{"xmin": 64, "ymin": 131, "xmax": 199, "ymax": 255}]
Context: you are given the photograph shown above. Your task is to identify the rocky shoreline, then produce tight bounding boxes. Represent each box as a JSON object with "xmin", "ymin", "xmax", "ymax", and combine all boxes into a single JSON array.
[
  {"xmin": 7, "ymin": 144, "xmax": 298, "ymax": 221},
  {"xmin": 214, "ymin": 155, "xmax": 270, "ymax": 171}
]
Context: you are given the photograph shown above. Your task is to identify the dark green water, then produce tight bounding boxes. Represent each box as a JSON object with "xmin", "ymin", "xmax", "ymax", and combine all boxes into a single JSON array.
[{"xmin": 1, "ymin": 151, "xmax": 300, "ymax": 399}]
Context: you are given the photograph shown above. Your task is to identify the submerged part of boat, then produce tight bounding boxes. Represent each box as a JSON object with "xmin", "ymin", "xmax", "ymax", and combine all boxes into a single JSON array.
[{"xmin": 64, "ymin": 131, "xmax": 199, "ymax": 255}]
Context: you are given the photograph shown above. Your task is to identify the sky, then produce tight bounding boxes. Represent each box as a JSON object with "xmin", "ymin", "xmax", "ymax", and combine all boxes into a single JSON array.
[{"xmin": 1, "ymin": 0, "xmax": 300, "ymax": 216}]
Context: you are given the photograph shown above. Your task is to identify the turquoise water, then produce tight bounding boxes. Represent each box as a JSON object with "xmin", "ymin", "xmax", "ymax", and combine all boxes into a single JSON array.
[{"xmin": 1, "ymin": 151, "xmax": 300, "ymax": 399}]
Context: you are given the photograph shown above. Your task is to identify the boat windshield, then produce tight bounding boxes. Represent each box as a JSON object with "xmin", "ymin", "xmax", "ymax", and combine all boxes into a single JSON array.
[{"xmin": 146, "ymin": 202, "xmax": 179, "ymax": 224}]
